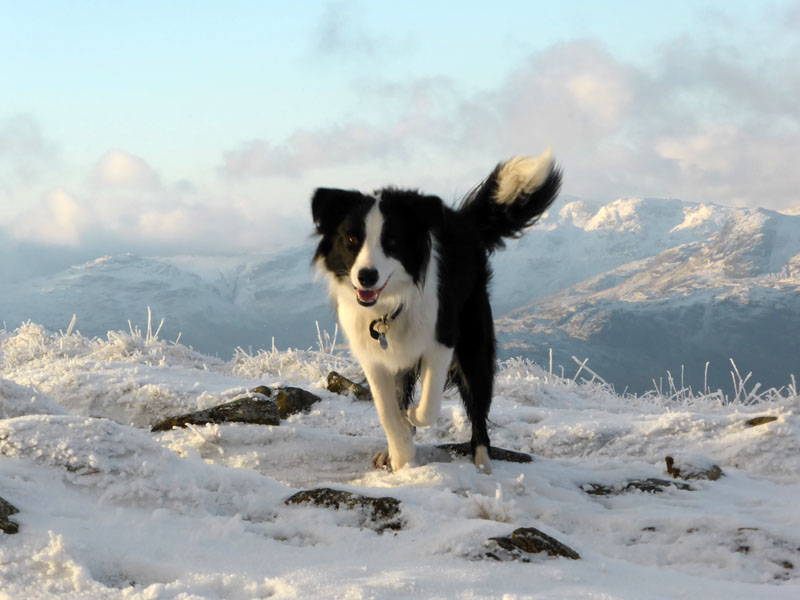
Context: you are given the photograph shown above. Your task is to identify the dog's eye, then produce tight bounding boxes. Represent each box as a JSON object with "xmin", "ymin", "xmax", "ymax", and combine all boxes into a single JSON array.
[{"xmin": 345, "ymin": 234, "xmax": 360, "ymax": 248}]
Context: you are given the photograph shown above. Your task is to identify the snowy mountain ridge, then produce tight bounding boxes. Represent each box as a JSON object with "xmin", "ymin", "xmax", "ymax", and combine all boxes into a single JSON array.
[
  {"xmin": 496, "ymin": 200, "xmax": 800, "ymax": 394},
  {"xmin": 1, "ymin": 196, "xmax": 798, "ymax": 395}
]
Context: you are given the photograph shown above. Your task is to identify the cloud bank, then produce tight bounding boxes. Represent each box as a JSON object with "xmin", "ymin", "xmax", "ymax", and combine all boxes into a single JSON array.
[
  {"xmin": 220, "ymin": 37, "xmax": 800, "ymax": 210},
  {"xmin": 2, "ymin": 26, "xmax": 799, "ymax": 276},
  {"xmin": 4, "ymin": 148, "xmax": 307, "ymax": 272}
]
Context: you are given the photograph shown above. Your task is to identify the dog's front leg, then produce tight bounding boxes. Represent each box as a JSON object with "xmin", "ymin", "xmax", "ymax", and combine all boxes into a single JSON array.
[
  {"xmin": 364, "ymin": 364, "xmax": 415, "ymax": 470},
  {"xmin": 407, "ymin": 344, "xmax": 453, "ymax": 428}
]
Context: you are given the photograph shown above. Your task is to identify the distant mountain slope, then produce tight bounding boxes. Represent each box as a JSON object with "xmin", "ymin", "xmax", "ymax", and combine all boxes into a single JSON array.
[
  {"xmin": 490, "ymin": 197, "xmax": 737, "ymax": 313},
  {"xmin": 497, "ymin": 204, "xmax": 800, "ymax": 394},
  {"xmin": 0, "ymin": 254, "xmax": 317, "ymax": 356},
  {"xmin": 1, "ymin": 197, "xmax": 798, "ymax": 393}
]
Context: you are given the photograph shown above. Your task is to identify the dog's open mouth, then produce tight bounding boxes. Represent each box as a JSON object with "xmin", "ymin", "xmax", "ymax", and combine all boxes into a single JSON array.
[{"xmin": 355, "ymin": 277, "xmax": 390, "ymax": 307}]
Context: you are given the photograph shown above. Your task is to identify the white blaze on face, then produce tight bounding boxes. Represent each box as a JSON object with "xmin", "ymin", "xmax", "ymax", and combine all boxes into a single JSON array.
[{"xmin": 351, "ymin": 200, "xmax": 395, "ymax": 293}]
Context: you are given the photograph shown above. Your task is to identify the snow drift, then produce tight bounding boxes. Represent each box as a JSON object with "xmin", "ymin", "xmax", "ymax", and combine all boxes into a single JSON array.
[{"xmin": 1, "ymin": 321, "xmax": 798, "ymax": 598}]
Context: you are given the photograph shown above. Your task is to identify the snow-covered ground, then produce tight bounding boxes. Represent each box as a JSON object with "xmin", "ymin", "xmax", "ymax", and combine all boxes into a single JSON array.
[{"xmin": 1, "ymin": 321, "xmax": 798, "ymax": 599}]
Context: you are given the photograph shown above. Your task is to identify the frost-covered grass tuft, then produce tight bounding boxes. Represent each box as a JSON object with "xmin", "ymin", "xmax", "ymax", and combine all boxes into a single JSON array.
[
  {"xmin": 231, "ymin": 334, "xmax": 360, "ymax": 391},
  {"xmin": 2, "ymin": 319, "xmax": 797, "ymax": 410},
  {"xmin": 1, "ymin": 313, "xmax": 221, "ymax": 371},
  {"xmin": 643, "ymin": 358, "xmax": 798, "ymax": 408},
  {"xmin": 496, "ymin": 355, "xmax": 797, "ymax": 412}
]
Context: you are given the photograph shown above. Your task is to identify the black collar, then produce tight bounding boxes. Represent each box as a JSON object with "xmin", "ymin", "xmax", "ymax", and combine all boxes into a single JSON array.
[{"xmin": 368, "ymin": 304, "xmax": 404, "ymax": 349}]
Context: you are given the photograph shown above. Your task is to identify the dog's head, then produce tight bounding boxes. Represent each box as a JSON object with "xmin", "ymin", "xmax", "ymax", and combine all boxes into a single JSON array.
[{"xmin": 312, "ymin": 188, "xmax": 443, "ymax": 308}]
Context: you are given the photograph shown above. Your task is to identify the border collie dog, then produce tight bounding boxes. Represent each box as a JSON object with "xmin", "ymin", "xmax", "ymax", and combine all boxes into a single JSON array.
[{"xmin": 312, "ymin": 150, "xmax": 561, "ymax": 474}]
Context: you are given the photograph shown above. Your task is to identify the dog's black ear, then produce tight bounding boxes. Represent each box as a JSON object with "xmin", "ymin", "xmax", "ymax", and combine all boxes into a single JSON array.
[
  {"xmin": 415, "ymin": 194, "xmax": 445, "ymax": 229},
  {"xmin": 311, "ymin": 188, "xmax": 365, "ymax": 235},
  {"xmin": 379, "ymin": 188, "xmax": 444, "ymax": 230}
]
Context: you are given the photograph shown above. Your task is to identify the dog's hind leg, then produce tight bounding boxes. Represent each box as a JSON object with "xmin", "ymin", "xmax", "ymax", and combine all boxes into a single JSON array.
[
  {"xmin": 364, "ymin": 364, "xmax": 415, "ymax": 470},
  {"xmin": 407, "ymin": 344, "xmax": 453, "ymax": 428},
  {"xmin": 454, "ymin": 291, "xmax": 495, "ymax": 474}
]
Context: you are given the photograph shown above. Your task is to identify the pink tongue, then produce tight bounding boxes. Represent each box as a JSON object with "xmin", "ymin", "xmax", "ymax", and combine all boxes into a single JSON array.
[{"xmin": 358, "ymin": 289, "xmax": 379, "ymax": 303}]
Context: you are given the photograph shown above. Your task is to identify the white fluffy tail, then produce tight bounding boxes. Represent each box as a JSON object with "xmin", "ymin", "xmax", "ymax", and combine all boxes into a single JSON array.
[
  {"xmin": 494, "ymin": 149, "xmax": 554, "ymax": 205},
  {"xmin": 458, "ymin": 149, "xmax": 562, "ymax": 253}
]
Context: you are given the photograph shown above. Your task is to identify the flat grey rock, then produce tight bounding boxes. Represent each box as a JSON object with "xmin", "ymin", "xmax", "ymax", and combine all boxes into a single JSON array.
[
  {"xmin": 285, "ymin": 487, "xmax": 403, "ymax": 533},
  {"xmin": 0, "ymin": 496, "xmax": 20, "ymax": 535},
  {"xmin": 151, "ymin": 394, "xmax": 280, "ymax": 432},
  {"xmin": 436, "ymin": 442, "xmax": 532, "ymax": 464},
  {"xmin": 486, "ymin": 526, "xmax": 580, "ymax": 561}
]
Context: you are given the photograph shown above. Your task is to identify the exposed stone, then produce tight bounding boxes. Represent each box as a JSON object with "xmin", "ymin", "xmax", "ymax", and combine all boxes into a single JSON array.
[
  {"xmin": 285, "ymin": 487, "xmax": 402, "ymax": 533},
  {"xmin": 665, "ymin": 456, "xmax": 723, "ymax": 481},
  {"xmin": 621, "ymin": 478, "xmax": 693, "ymax": 493},
  {"xmin": 437, "ymin": 442, "xmax": 532, "ymax": 464},
  {"xmin": 151, "ymin": 394, "xmax": 280, "ymax": 432},
  {"xmin": 582, "ymin": 478, "xmax": 693, "ymax": 496},
  {"xmin": 486, "ymin": 526, "xmax": 580, "ymax": 561},
  {"xmin": 745, "ymin": 415, "xmax": 778, "ymax": 427},
  {"xmin": 0, "ymin": 496, "xmax": 20, "ymax": 535},
  {"xmin": 275, "ymin": 387, "xmax": 323, "ymax": 419},
  {"xmin": 326, "ymin": 372, "xmax": 371, "ymax": 402},
  {"xmin": 249, "ymin": 386, "xmax": 273, "ymax": 397}
]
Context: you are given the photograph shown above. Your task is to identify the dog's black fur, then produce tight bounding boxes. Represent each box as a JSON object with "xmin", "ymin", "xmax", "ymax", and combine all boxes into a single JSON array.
[{"xmin": 312, "ymin": 153, "xmax": 561, "ymax": 471}]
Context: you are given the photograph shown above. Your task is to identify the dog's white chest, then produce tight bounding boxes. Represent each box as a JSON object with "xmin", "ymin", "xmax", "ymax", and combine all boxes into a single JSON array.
[{"xmin": 337, "ymin": 295, "xmax": 438, "ymax": 372}]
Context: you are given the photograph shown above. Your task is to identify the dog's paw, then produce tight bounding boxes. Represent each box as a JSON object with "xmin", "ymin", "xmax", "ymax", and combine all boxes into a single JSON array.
[
  {"xmin": 372, "ymin": 450, "xmax": 392, "ymax": 470},
  {"xmin": 406, "ymin": 406, "xmax": 423, "ymax": 428},
  {"xmin": 406, "ymin": 404, "xmax": 435, "ymax": 428},
  {"xmin": 372, "ymin": 446, "xmax": 414, "ymax": 471},
  {"xmin": 474, "ymin": 445, "xmax": 493, "ymax": 475}
]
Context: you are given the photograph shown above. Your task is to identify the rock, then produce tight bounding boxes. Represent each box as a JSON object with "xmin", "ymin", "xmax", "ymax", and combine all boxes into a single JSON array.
[
  {"xmin": 274, "ymin": 387, "xmax": 323, "ymax": 419},
  {"xmin": 437, "ymin": 442, "xmax": 532, "ymax": 464},
  {"xmin": 621, "ymin": 478, "xmax": 693, "ymax": 493},
  {"xmin": 151, "ymin": 394, "xmax": 280, "ymax": 432},
  {"xmin": 665, "ymin": 456, "xmax": 723, "ymax": 481},
  {"xmin": 486, "ymin": 526, "xmax": 580, "ymax": 561},
  {"xmin": 0, "ymin": 496, "xmax": 20, "ymax": 535},
  {"xmin": 326, "ymin": 372, "xmax": 371, "ymax": 402},
  {"xmin": 249, "ymin": 386, "xmax": 273, "ymax": 397},
  {"xmin": 582, "ymin": 478, "xmax": 693, "ymax": 496},
  {"xmin": 745, "ymin": 415, "xmax": 778, "ymax": 427},
  {"xmin": 285, "ymin": 487, "xmax": 403, "ymax": 533}
]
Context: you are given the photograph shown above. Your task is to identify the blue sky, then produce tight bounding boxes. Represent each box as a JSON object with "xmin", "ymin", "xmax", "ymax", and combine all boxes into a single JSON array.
[{"xmin": 1, "ymin": 0, "xmax": 799, "ymax": 266}]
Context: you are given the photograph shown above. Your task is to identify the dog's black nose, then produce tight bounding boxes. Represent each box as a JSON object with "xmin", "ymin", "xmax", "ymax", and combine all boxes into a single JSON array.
[{"xmin": 357, "ymin": 267, "xmax": 379, "ymax": 288}]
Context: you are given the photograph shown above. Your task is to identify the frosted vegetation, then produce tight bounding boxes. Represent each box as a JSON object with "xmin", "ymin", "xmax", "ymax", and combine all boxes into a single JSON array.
[{"xmin": 1, "ymin": 318, "xmax": 798, "ymax": 598}]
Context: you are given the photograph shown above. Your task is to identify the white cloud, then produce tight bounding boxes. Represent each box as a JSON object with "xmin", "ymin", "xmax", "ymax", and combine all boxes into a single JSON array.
[
  {"xmin": 495, "ymin": 41, "xmax": 637, "ymax": 147},
  {"xmin": 11, "ymin": 188, "xmax": 86, "ymax": 246},
  {"xmin": 91, "ymin": 149, "xmax": 161, "ymax": 190},
  {"xmin": 656, "ymin": 124, "xmax": 739, "ymax": 176},
  {"xmin": 220, "ymin": 32, "xmax": 800, "ymax": 209},
  {"xmin": 322, "ymin": 38, "xmax": 800, "ymax": 208},
  {"xmin": 7, "ymin": 26, "xmax": 800, "ymax": 266},
  {"xmin": 221, "ymin": 123, "xmax": 407, "ymax": 179},
  {"xmin": 220, "ymin": 77, "xmax": 464, "ymax": 180},
  {"xmin": 8, "ymin": 144, "xmax": 307, "ymax": 256}
]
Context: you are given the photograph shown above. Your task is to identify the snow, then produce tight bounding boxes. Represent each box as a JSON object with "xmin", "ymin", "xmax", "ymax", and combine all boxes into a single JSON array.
[{"xmin": 1, "ymin": 322, "xmax": 798, "ymax": 599}]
